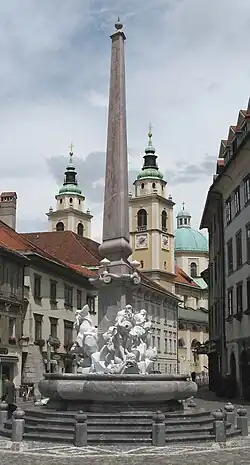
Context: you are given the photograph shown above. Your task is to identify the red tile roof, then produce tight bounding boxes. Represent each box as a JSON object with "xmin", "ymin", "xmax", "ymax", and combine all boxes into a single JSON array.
[
  {"xmin": 0, "ymin": 222, "xmax": 93, "ymax": 280},
  {"xmin": 22, "ymin": 232, "xmax": 100, "ymax": 267},
  {"xmin": 174, "ymin": 265, "xmax": 199, "ymax": 288}
]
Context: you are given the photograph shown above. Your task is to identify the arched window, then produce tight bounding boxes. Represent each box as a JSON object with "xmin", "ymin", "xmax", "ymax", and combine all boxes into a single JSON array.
[
  {"xmin": 178, "ymin": 338, "xmax": 185, "ymax": 348},
  {"xmin": 141, "ymin": 183, "xmax": 144, "ymax": 189},
  {"xmin": 56, "ymin": 222, "xmax": 64, "ymax": 231},
  {"xmin": 190, "ymin": 262, "xmax": 197, "ymax": 278},
  {"xmin": 137, "ymin": 209, "xmax": 147, "ymax": 231},
  {"xmin": 77, "ymin": 223, "xmax": 84, "ymax": 236},
  {"xmin": 69, "ymin": 198, "xmax": 73, "ymax": 204},
  {"xmin": 161, "ymin": 210, "xmax": 167, "ymax": 231},
  {"xmin": 60, "ymin": 198, "xmax": 63, "ymax": 204},
  {"xmin": 152, "ymin": 182, "xmax": 156, "ymax": 189}
]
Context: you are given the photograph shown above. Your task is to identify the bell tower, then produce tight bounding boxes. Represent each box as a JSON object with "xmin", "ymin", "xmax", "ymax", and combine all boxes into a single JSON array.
[
  {"xmin": 129, "ymin": 128, "xmax": 175, "ymax": 292},
  {"xmin": 47, "ymin": 145, "xmax": 92, "ymax": 237}
]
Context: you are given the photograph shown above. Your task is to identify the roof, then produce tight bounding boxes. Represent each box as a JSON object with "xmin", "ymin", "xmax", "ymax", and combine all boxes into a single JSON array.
[
  {"xmin": 1, "ymin": 191, "xmax": 17, "ymax": 197},
  {"xmin": 192, "ymin": 277, "xmax": 208, "ymax": 290},
  {"xmin": 23, "ymin": 231, "xmax": 180, "ymax": 300},
  {"xmin": 22, "ymin": 231, "xmax": 100, "ymax": 267},
  {"xmin": 0, "ymin": 222, "xmax": 93, "ymax": 280},
  {"xmin": 174, "ymin": 265, "xmax": 199, "ymax": 288},
  {"xmin": 175, "ymin": 227, "xmax": 208, "ymax": 253},
  {"xmin": 178, "ymin": 307, "xmax": 208, "ymax": 324}
]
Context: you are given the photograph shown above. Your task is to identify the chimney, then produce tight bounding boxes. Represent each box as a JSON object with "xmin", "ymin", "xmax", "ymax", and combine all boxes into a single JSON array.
[{"xmin": 0, "ymin": 192, "xmax": 17, "ymax": 230}]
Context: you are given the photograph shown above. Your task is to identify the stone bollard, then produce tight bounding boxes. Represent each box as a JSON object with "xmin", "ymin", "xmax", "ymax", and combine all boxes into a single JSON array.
[
  {"xmin": 236, "ymin": 408, "xmax": 248, "ymax": 436},
  {"xmin": 224, "ymin": 402, "xmax": 235, "ymax": 428},
  {"xmin": 0, "ymin": 402, "xmax": 8, "ymax": 427},
  {"xmin": 152, "ymin": 411, "xmax": 165, "ymax": 447},
  {"xmin": 211, "ymin": 410, "xmax": 226, "ymax": 443},
  {"xmin": 12, "ymin": 408, "xmax": 25, "ymax": 442},
  {"xmin": 74, "ymin": 411, "xmax": 87, "ymax": 447}
]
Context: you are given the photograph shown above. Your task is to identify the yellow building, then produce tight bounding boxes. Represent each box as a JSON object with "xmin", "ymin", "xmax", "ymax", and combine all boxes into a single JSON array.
[
  {"xmin": 129, "ymin": 129, "xmax": 175, "ymax": 294},
  {"xmin": 47, "ymin": 147, "xmax": 92, "ymax": 237}
]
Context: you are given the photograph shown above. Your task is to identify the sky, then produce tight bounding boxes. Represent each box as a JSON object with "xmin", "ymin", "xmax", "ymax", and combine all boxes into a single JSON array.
[{"xmin": 1, "ymin": 0, "xmax": 250, "ymax": 242}]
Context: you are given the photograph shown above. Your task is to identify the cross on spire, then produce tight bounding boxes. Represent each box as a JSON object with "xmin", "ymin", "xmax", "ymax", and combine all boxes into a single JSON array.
[
  {"xmin": 182, "ymin": 201, "xmax": 185, "ymax": 210},
  {"xmin": 69, "ymin": 142, "xmax": 74, "ymax": 163}
]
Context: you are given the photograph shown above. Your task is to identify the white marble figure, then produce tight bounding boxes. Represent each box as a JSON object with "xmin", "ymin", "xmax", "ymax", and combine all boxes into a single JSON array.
[{"xmin": 71, "ymin": 304, "xmax": 157, "ymax": 374}]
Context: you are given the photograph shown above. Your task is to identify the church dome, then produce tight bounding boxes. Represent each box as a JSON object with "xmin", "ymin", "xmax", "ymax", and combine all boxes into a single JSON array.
[
  {"xmin": 59, "ymin": 184, "xmax": 82, "ymax": 195},
  {"xmin": 137, "ymin": 167, "xmax": 164, "ymax": 180},
  {"xmin": 174, "ymin": 203, "xmax": 208, "ymax": 253},
  {"xmin": 175, "ymin": 227, "xmax": 208, "ymax": 252}
]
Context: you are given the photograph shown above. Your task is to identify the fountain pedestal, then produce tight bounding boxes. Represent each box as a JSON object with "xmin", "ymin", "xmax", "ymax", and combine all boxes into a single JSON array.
[{"xmin": 39, "ymin": 372, "xmax": 197, "ymax": 413}]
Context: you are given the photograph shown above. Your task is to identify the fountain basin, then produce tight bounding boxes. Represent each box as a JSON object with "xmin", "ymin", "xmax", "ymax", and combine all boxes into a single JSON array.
[{"xmin": 39, "ymin": 373, "xmax": 197, "ymax": 412}]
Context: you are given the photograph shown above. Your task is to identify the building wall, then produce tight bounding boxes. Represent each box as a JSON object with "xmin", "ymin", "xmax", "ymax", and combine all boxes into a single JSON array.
[
  {"xmin": 22, "ymin": 263, "xmax": 97, "ymax": 389},
  {"xmin": 175, "ymin": 252, "xmax": 208, "ymax": 278},
  {"xmin": 133, "ymin": 287, "xmax": 178, "ymax": 374}
]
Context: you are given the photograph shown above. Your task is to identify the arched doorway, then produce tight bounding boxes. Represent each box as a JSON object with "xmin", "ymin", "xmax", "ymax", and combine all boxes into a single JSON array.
[
  {"xmin": 240, "ymin": 349, "xmax": 250, "ymax": 400},
  {"xmin": 230, "ymin": 352, "xmax": 237, "ymax": 397}
]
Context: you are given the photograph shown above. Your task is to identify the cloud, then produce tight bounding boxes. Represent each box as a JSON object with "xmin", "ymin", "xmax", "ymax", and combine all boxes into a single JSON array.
[{"xmin": 1, "ymin": 0, "xmax": 250, "ymax": 236}]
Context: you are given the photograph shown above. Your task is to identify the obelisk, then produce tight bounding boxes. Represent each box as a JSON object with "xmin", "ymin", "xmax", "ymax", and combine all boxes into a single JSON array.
[
  {"xmin": 97, "ymin": 20, "xmax": 138, "ymax": 331},
  {"xmin": 99, "ymin": 19, "xmax": 132, "ymax": 266}
]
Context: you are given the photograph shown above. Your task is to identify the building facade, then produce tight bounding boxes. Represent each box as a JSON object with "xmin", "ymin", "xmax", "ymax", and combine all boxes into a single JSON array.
[
  {"xmin": 201, "ymin": 99, "xmax": 250, "ymax": 397},
  {"xmin": 0, "ymin": 242, "xmax": 27, "ymax": 397},
  {"xmin": 129, "ymin": 129, "xmax": 175, "ymax": 294},
  {"xmin": 47, "ymin": 147, "xmax": 92, "ymax": 237}
]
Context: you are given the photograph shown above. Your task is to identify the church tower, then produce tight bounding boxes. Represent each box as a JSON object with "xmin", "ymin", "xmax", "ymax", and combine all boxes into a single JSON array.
[
  {"xmin": 129, "ymin": 128, "xmax": 175, "ymax": 292},
  {"xmin": 47, "ymin": 146, "xmax": 92, "ymax": 237}
]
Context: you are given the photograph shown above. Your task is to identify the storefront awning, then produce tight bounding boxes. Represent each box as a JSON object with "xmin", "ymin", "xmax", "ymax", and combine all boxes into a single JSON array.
[{"xmin": 0, "ymin": 355, "xmax": 19, "ymax": 364}]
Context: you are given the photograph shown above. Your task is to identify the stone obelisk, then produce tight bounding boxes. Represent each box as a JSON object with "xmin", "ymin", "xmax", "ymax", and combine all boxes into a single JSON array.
[{"xmin": 97, "ymin": 20, "xmax": 139, "ymax": 331}]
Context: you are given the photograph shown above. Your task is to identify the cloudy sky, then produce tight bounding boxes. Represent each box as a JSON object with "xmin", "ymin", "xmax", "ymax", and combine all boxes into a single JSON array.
[{"xmin": 1, "ymin": 0, "xmax": 250, "ymax": 241}]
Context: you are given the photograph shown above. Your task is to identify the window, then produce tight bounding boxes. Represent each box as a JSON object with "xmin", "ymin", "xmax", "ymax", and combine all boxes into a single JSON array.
[
  {"xmin": 34, "ymin": 314, "xmax": 43, "ymax": 341},
  {"xmin": 190, "ymin": 262, "xmax": 197, "ymax": 278},
  {"xmin": 49, "ymin": 317, "xmax": 58, "ymax": 338},
  {"xmin": 87, "ymin": 296, "xmax": 96, "ymax": 314},
  {"xmin": 140, "ymin": 260, "xmax": 144, "ymax": 268},
  {"xmin": 50, "ymin": 280, "xmax": 57, "ymax": 302},
  {"xmin": 9, "ymin": 318, "xmax": 16, "ymax": 338},
  {"xmin": 77, "ymin": 223, "xmax": 84, "ymax": 236},
  {"xmin": 178, "ymin": 338, "xmax": 185, "ymax": 348},
  {"xmin": 64, "ymin": 285, "xmax": 73, "ymax": 307},
  {"xmin": 137, "ymin": 209, "xmax": 147, "ymax": 231},
  {"xmin": 157, "ymin": 336, "xmax": 161, "ymax": 352},
  {"xmin": 69, "ymin": 197, "xmax": 73, "ymax": 204},
  {"xmin": 141, "ymin": 183, "xmax": 144, "ymax": 189},
  {"xmin": 225, "ymin": 197, "xmax": 232, "ymax": 224},
  {"xmin": 152, "ymin": 335, "xmax": 155, "ymax": 348},
  {"xmin": 179, "ymin": 218, "xmax": 183, "ymax": 225},
  {"xmin": 161, "ymin": 210, "xmax": 167, "ymax": 231},
  {"xmin": 56, "ymin": 221, "xmax": 64, "ymax": 231},
  {"xmin": 79, "ymin": 199, "xmax": 81, "ymax": 205},
  {"xmin": 227, "ymin": 239, "xmax": 234, "ymax": 274},
  {"xmin": 152, "ymin": 182, "xmax": 156, "ymax": 189},
  {"xmin": 247, "ymin": 279, "xmax": 250, "ymax": 312},
  {"xmin": 164, "ymin": 337, "xmax": 167, "ymax": 353},
  {"xmin": 77, "ymin": 289, "xmax": 82, "ymax": 310},
  {"xmin": 246, "ymin": 224, "xmax": 250, "ymax": 263},
  {"xmin": 236, "ymin": 282, "xmax": 243, "ymax": 314},
  {"xmin": 233, "ymin": 187, "xmax": 241, "ymax": 215},
  {"xmin": 235, "ymin": 230, "xmax": 242, "ymax": 268},
  {"xmin": 244, "ymin": 175, "xmax": 250, "ymax": 205},
  {"xmin": 34, "ymin": 274, "xmax": 41, "ymax": 299},
  {"xmin": 64, "ymin": 320, "xmax": 73, "ymax": 347},
  {"xmin": 227, "ymin": 288, "xmax": 233, "ymax": 317}
]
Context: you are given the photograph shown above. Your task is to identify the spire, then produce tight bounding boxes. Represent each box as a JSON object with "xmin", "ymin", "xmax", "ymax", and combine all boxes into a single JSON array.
[
  {"xmin": 58, "ymin": 145, "xmax": 82, "ymax": 195},
  {"xmin": 99, "ymin": 20, "xmax": 132, "ymax": 261},
  {"xmin": 137, "ymin": 126, "xmax": 164, "ymax": 180}
]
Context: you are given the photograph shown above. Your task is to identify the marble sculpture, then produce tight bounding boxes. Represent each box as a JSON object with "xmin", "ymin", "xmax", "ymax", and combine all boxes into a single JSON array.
[{"xmin": 70, "ymin": 304, "xmax": 157, "ymax": 374}]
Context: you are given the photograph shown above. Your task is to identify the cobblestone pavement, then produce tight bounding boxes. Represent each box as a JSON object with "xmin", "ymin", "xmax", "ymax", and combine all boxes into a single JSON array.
[{"xmin": 1, "ymin": 438, "xmax": 250, "ymax": 464}]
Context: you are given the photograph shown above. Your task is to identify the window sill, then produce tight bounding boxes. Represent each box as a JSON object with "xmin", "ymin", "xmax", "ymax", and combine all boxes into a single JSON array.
[{"xmin": 64, "ymin": 304, "xmax": 73, "ymax": 310}]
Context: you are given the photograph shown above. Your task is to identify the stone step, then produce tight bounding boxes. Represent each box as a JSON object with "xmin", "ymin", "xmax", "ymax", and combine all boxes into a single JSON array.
[{"xmin": 24, "ymin": 424, "xmax": 152, "ymax": 435}]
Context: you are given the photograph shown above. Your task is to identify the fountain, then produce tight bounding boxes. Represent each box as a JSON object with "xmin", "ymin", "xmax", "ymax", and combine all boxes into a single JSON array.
[{"xmin": 39, "ymin": 304, "xmax": 196, "ymax": 412}]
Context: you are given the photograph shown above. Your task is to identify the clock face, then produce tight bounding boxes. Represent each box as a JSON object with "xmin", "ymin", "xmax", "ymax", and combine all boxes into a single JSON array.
[
  {"xmin": 161, "ymin": 234, "xmax": 169, "ymax": 250},
  {"xmin": 136, "ymin": 234, "xmax": 148, "ymax": 249}
]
